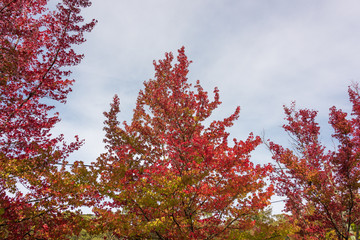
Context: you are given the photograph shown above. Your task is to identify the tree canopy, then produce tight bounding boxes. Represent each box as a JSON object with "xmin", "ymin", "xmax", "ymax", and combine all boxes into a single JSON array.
[
  {"xmin": 0, "ymin": 0, "xmax": 96, "ymax": 238},
  {"xmin": 2, "ymin": 1, "xmax": 360, "ymax": 239},
  {"xmin": 91, "ymin": 47, "xmax": 274, "ymax": 239},
  {"xmin": 270, "ymin": 85, "xmax": 360, "ymax": 240}
]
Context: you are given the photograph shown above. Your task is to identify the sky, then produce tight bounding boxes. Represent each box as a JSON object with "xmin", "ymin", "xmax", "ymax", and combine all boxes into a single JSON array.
[{"xmin": 52, "ymin": 0, "xmax": 360, "ymax": 214}]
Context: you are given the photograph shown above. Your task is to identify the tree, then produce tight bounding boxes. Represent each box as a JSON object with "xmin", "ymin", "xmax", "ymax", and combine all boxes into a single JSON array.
[
  {"xmin": 230, "ymin": 209, "xmax": 298, "ymax": 240},
  {"xmin": 269, "ymin": 84, "xmax": 360, "ymax": 240},
  {"xmin": 0, "ymin": 0, "xmax": 96, "ymax": 238},
  {"xmin": 93, "ymin": 47, "xmax": 273, "ymax": 239}
]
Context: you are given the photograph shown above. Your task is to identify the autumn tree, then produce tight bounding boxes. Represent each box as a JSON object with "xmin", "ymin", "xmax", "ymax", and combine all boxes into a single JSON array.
[
  {"xmin": 92, "ymin": 47, "xmax": 273, "ymax": 239},
  {"xmin": 0, "ymin": 0, "xmax": 96, "ymax": 239},
  {"xmin": 230, "ymin": 209, "xmax": 298, "ymax": 240},
  {"xmin": 269, "ymin": 85, "xmax": 360, "ymax": 240}
]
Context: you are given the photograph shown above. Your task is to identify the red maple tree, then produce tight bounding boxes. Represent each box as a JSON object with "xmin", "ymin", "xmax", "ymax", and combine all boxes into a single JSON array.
[
  {"xmin": 269, "ymin": 84, "xmax": 360, "ymax": 240},
  {"xmin": 93, "ymin": 47, "xmax": 273, "ymax": 239},
  {"xmin": 0, "ymin": 0, "xmax": 96, "ymax": 238}
]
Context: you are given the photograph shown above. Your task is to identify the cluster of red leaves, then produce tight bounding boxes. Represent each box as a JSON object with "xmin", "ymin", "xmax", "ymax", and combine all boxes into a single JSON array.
[
  {"xmin": 270, "ymin": 85, "xmax": 360, "ymax": 239},
  {"xmin": 0, "ymin": 0, "xmax": 95, "ymax": 239},
  {"xmin": 93, "ymin": 47, "xmax": 274, "ymax": 239}
]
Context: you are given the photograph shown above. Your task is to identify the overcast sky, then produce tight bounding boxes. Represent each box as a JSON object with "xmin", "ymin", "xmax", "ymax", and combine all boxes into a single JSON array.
[{"xmin": 52, "ymin": 0, "xmax": 360, "ymax": 213}]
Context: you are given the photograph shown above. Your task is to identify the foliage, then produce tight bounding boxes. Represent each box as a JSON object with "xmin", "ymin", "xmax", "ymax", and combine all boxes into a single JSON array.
[
  {"xmin": 0, "ymin": 0, "xmax": 96, "ymax": 239},
  {"xmin": 69, "ymin": 215, "xmax": 120, "ymax": 240},
  {"xmin": 92, "ymin": 47, "xmax": 274, "ymax": 239},
  {"xmin": 5, "ymin": 1, "xmax": 360, "ymax": 238},
  {"xmin": 230, "ymin": 208, "xmax": 298, "ymax": 240},
  {"xmin": 269, "ymin": 84, "xmax": 360, "ymax": 240}
]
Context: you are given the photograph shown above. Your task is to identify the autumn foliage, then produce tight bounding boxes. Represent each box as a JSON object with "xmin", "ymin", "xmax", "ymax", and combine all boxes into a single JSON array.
[
  {"xmin": 4, "ymin": 1, "xmax": 360, "ymax": 239},
  {"xmin": 270, "ymin": 85, "xmax": 360, "ymax": 240},
  {"xmin": 0, "ymin": 0, "xmax": 95, "ymax": 239},
  {"xmin": 231, "ymin": 209, "xmax": 298, "ymax": 240},
  {"xmin": 91, "ymin": 47, "xmax": 274, "ymax": 239}
]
